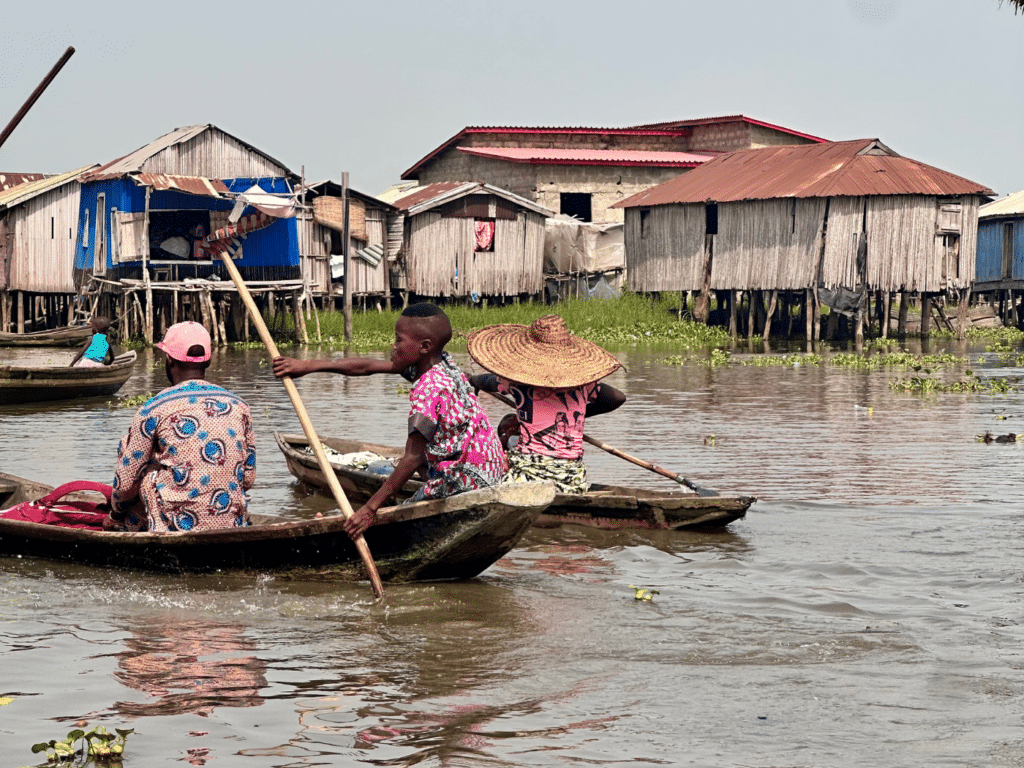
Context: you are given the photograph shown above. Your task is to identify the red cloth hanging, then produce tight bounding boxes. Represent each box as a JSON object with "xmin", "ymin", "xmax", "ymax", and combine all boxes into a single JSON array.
[{"xmin": 474, "ymin": 219, "xmax": 495, "ymax": 251}]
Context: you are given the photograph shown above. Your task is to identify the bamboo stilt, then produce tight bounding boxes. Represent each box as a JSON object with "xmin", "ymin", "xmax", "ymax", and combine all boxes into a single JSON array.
[
  {"xmin": 763, "ymin": 290, "xmax": 778, "ymax": 341},
  {"xmin": 898, "ymin": 291, "xmax": 909, "ymax": 335}
]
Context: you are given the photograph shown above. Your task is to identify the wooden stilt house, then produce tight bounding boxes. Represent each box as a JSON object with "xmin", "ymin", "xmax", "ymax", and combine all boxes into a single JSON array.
[
  {"xmin": 73, "ymin": 125, "xmax": 306, "ymax": 344},
  {"xmin": 614, "ymin": 139, "xmax": 993, "ymax": 340},
  {"xmin": 391, "ymin": 182, "xmax": 553, "ymax": 301},
  {"xmin": 0, "ymin": 166, "xmax": 96, "ymax": 333}
]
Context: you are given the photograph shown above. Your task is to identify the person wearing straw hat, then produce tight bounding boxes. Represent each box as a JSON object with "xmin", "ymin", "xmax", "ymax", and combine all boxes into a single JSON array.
[
  {"xmin": 102, "ymin": 321, "xmax": 257, "ymax": 533},
  {"xmin": 273, "ymin": 303, "xmax": 505, "ymax": 539},
  {"xmin": 468, "ymin": 315, "xmax": 626, "ymax": 494}
]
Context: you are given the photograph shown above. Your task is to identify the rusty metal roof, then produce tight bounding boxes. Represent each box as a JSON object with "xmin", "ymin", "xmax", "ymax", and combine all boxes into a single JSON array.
[
  {"xmin": 134, "ymin": 173, "xmax": 229, "ymax": 197},
  {"xmin": 458, "ymin": 146, "xmax": 719, "ymax": 167},
  {"xmin": 0, "ymin": 165, "xmax": 96, "ymax": 209},
  {"xmin": 391, "ymin": 181, "xmax": 553, "ymax": 217},
  {"xmin": 0, "ymin": 172, "xmax": 47, "ymax": 192},
  {"xmin": 614, "ymin": 139, "xmax": 994, "ymax": 208}
]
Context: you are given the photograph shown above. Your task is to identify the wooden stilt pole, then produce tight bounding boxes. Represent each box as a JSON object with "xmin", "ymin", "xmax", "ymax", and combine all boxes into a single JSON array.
[
  {"xmin": 898, "ymin": 291, "xmax": 908, "ymax": 335},
  {"xmin": 920, "ymin": 293, "xmax": 931, "ymax": 335},
  {"xmin": 16, "ymin": 290, "xmax": 24, "ymax": 334},
  {"xmin": 763, "ymin": 290, "xmax": 778, "ymax": 341}
]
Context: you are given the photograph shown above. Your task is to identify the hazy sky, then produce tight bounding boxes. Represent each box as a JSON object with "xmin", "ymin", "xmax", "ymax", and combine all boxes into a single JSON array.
[{"xmin": 1, "ymin": 1, "xmax": 1021, "ymax": 197}]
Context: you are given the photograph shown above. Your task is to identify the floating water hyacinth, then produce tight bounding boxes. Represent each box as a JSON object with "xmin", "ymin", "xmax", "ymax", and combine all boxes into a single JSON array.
[{"xmin": 630, "ymin": 585, "xmax": 659, "ymax": 602}]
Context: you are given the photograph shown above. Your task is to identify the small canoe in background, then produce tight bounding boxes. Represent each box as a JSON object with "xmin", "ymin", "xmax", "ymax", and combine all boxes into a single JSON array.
[
  {"xmin": 0, "ymin": 471, "xmax": 555, "ymax": 581},
  {"xmin": 0, "ymin": 325, "xmax": 93, "ymax": 347},
  {"xmin": 0, "ymin": 350, "xmax": 136, "ymax": 405},
  {"xmin": 275, "ymin": 432, "xmax": 755, "ymax": 531}
]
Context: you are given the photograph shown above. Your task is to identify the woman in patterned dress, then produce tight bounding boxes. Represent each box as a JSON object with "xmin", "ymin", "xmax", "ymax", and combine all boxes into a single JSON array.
[
  {"xmin": 103, "ymin": 322, "xmax": 256, "ymax": 533},
  {"xmin": 272, "ymin": 303, "xmax": 503, "ymax": 540}
]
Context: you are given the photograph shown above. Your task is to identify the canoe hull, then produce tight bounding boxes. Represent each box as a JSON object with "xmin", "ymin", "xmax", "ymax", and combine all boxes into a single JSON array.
[
  {"xmin": 276, "ymin": 432, "xmax": 754, "ymax": 531},
  {"xmin": 0, "ymin": 326, "xmax": 93, "ymax": 347},
  {"xmin": 0, "ymin": 472, "xmax": 553, "ymax": 581},
  {"xmin": 0, "ymin": 350, "xmax": 136, "ymax": 404}
]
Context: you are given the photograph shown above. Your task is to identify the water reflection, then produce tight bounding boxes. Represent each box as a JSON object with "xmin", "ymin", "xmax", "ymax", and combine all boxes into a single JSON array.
[{"xmin": 113, "ymin": 616, "xmax": 266, "ymax": 718}]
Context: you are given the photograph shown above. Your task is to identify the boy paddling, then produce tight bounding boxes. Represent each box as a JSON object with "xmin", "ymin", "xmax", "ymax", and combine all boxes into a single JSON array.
[{"xmin": 273, "ymin": 303, "xmax": 504, "ymax": 540}]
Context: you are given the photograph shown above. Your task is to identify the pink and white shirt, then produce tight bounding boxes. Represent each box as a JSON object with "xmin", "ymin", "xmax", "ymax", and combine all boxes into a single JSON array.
[{"xmin": 497, "ymin": 378, "xmax": 598, "ymax": 460}]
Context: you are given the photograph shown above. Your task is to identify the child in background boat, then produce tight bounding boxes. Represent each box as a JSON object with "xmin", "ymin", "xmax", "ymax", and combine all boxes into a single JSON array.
[
  {"xmin": 69, "ymin": 316, "xmax": 114, "ymax": 367},
  {"xmin": 102, "ymin": 321, "xmax": 256, "ymax": 533},
  {"xmin": 272, "ymin": 302, "xmax": 504, "ymax": 540},
  {"xmin": 468, "ymin": 315, "xmax": 626, "ymax": 494}
]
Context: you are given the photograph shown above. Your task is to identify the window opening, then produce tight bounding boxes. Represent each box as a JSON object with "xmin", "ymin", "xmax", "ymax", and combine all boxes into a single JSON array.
[
  {"xmin": 640, "ymin": 209, "xmax": 651, "ymax": 240},
  {"xmin": 560, "ymin": 193, "xmax": 592, "ymax": 222},
  {"xmin": 148, "ymin": 210, "xmax": 213, "ymax": 261},
  {"xmin": 705, "ymin": 203, "xmax": 718, "ymax": 235}
]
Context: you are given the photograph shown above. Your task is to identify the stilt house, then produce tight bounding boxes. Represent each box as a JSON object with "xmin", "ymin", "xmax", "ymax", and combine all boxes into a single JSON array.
[
  {"xmin": 72, "ymin": 125, "xmax": 307, "ymax": 344},
  {"xmin": 391, "ymin": 182, "xmax": 553, "ymax": 300},
  {"xmin": 0, "ymin": 167, "xmax": 96, "ymax": 332},
  {"xmin": 975, "ymin": 191, "xmax": 1024, "ymax": 291},
  {"xmin": 299, "ymin": 180, "xmax": 396, "ymax": 302},
  {"xmin": 614, "ymin": 139, "xmax": 993, "ymax": 339}
]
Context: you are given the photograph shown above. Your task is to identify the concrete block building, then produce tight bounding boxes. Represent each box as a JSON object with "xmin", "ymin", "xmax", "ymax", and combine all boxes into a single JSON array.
[{"xmin": 400, "ymin": 116, "xmax": 825, "ymax": 224}]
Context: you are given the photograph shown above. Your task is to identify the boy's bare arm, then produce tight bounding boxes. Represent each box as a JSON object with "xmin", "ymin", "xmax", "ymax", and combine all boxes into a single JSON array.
[
  {"xmin": 344, "ymin": 432, "xmax": 428, "ymax": 540},
  {"xmin": 272, "ymin": 356, "xmax": 401, "ymax": 379}
]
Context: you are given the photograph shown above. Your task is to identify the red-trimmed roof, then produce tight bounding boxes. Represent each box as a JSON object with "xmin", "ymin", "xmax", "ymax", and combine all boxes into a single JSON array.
[
  {"xmin": 400, "ymin": 125, "xmax": 690, "ymax": 180},
  {"xmin": 614, "ymin": 140, "xmax": 993, "ymax": 208},
  {"xmin": 630, "ymin": 114, "xmax": 828, "ymax": 143},
  {"xmin": 457, "ymin": 146, "xmax": 720, "ymax": 168}
]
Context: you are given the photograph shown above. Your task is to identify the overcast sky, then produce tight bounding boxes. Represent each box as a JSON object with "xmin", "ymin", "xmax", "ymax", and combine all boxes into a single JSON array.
[{"xmin": 1, "ymin": 1, "xmax": 1021, "ymax": 197}]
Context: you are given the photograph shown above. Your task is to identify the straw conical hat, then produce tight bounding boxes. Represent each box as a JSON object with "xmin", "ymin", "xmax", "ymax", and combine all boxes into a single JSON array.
[{"xmin": 467, "ymin": 315, "xmax": 621, "ymax": 388}]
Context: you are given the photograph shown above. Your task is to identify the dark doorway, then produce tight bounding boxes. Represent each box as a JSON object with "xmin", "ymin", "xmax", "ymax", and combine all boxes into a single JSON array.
[{"xmin": 560, "ymin": 193, "xmax": 592, "ymax": 222}]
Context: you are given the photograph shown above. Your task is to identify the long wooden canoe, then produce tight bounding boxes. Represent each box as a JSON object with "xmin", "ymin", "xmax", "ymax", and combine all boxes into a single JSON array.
[
  {"xmin": 0, "ymin": 350, "xmax": 136, "ymax": 404},
  {"xmin": 0, "ymin": 471, "xmax": 554, "ymax": 581},
  {"xmin": 0, "ymin": 325, "xmax": 93, "ymax": 347},
  {"xmin": 276, "ymin": 432, "xmax": 754, "ymax": 531}
]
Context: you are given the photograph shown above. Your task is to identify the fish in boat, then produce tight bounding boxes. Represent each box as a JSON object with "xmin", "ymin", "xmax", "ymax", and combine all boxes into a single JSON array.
[
  {"xmin": 0, "ymin": 350, "xmax": 136, "ymax": 405},
  {"xmin": 0, "ymin": 325, "xmax": 93, "ymax": 347},
  {"xmin": 0, "ymin": 471, "xmax": 554, "ymax": 581},
  {"xmin": 275, "ymin": 432, "xmax": 754, "ymax": 531}
]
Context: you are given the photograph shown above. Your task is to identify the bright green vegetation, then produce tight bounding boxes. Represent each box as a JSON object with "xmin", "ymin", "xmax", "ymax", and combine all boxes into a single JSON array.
[
  {"xmin": 108, "ymin": 392, "xmax": 152, "ymax": 408},
  {"xmin": 286, "ymin": 293, "xmax": 733, "ymax": 352},
  {"xmin": 740, "ymin": 353, "xmax": 823, "ymax": 367},
  {"xmin": 30, "ymin": 726, "xmax": 133, "ymax": 765},
  {"xmin": 890, "ymin": 369, "xmax": 1020, "ymax": 394},
  {"xmin": 830, "ymin": 351, "xmax": 966, "ymax": 369}
]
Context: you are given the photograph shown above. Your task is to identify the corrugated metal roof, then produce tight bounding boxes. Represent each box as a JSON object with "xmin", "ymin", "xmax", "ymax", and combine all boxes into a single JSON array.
[
  {"xmin": 134, "ymin": 173, "xmax": 229, "ymax": 197},
  {"xmin": 614, "ymin": 140, "xmax": 993, "ymax": 208},
  {"xmin": 401, "ymin": 125, "xmax": 691, "ymax": 180},
  {"xmin": 0, "ymin": 173, "xmax": 47, "ymax": 192},
  {"xmin": 629, "ymin": 114, "xmax": 828, "ymax": 143},
  {"xmin": 392, "ymin": 181, "xmax": 554, "ymax": 217},
  {"xmin": 81, "ymin": 124, "xmax": 293, "ymax": 181},
  {"xmin": 376, "ymin": 181, "xmax": 421, "ymax": 205},
  {"xmin": 980, "ymin": 190, "xmax": 1024, "ymax": 219},
  {"xmin": 457, "ymin": 146, "xmax": 719, "ymax": 167},
  {"xmin": 0, "ymin": 165, "xmax": 96, "ymax": 209}
]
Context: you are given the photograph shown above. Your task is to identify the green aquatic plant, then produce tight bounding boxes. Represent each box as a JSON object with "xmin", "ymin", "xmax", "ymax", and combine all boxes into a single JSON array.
[
  {"xmin": 108, "ymin": 392, "xmax": 152, "ymax": 408},
  {"xmin": 740, "ymin": 353, "xmax": 823, "ymax": 366},
  {"xmin": 831, "ymin": 351, "xmax": 966, "ymax": 369},
  {"xmin": 30, "ymin": 726, "xmax": 133, "ymax": 765},
  {"xmin": 984, "ymin": 341, "xmax": 1024, "ymax": 367},
  {"xmin": 630, "ymin": 585, "xmax": 659, "ymax": 602},
  {"xmin": 890, "ymin": 368, "xmax": 1020, "ymax": 394},
  {"xmin": 967, "ymin": 326, "xmax": 1024, "ymax": 343}
]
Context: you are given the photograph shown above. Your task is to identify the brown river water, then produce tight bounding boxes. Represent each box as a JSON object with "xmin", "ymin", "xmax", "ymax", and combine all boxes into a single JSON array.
[{"xmin": 1, "ymin": 339, "xmax": 1023, "ymax": 767}]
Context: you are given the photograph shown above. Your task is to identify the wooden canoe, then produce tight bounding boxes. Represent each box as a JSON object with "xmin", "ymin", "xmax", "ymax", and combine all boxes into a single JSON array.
[
  {"xmin": 0, "ymin": 471, "xmax": 554, "ymax": 581},
  {"xmin": 275, "ymin": 432, "xmax": 755, "ymax": 531},
  {"xmin": 0, "ymin": 350, "xmax": 136, "ymax": 404},
  {"xmin": 0, "ymin": 325, "xmax": 93, "ymax": 347}
]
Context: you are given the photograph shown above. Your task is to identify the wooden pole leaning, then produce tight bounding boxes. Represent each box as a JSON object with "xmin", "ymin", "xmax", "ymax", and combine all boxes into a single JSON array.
[{"xmin": 216, "ymin": 252, "xmax": 385, "ymax": 599}]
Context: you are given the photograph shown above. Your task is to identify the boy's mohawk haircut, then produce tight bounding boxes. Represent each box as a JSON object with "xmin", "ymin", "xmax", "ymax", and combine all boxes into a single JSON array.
[{"xmin": 401, "ymin": 302, "xmax": 446, "ymax": 318}]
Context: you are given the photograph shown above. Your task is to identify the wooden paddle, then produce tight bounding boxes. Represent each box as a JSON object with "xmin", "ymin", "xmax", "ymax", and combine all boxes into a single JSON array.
[
  {"xmin": 216, "ymin": 253, "xmax": 385, "ymax": 599},
  {"xmin": 482, "ymin": 389, "xmax": 720, "ymax": 497}
]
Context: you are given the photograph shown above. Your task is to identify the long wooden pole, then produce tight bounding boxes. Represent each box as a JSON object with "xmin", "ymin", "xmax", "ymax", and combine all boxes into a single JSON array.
[
  {"xmin": 0, "ymin": 47, "xmax": 75, "ymax": 151},
  {"xmin": 216, "ymin": 251, "xmax": 385, "ymax": 598},
  {"xmin": 481, "ymin": 390, "xmax": 719, "ymax": 497}
]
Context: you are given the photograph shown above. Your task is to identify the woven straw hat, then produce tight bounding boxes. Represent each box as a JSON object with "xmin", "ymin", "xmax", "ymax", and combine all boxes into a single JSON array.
[{"xmin": 468, "ymin": 315, "xmax": 621, "ymax": 388}]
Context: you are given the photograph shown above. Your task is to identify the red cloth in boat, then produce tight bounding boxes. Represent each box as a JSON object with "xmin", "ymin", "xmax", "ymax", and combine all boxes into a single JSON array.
[{"xmin": 0, "ymin": 480, "xmax": 111, "ymax": 529}]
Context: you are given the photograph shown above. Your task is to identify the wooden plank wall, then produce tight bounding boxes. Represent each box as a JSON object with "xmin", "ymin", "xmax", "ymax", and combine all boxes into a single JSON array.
[
  {"xmin": 624, "ymin": 204, "xmax": 706, "ymax": 291},
  {"xmin": 820, "ymin": 196, "xmax": 864, "ymax": 289},
  {"xmin": 406, "ymin": 211, "xmax": 545, "ymax": 297},
  {"xmin": 7, "ymin": 184, "xmax": 81, "ymax": 293}
]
